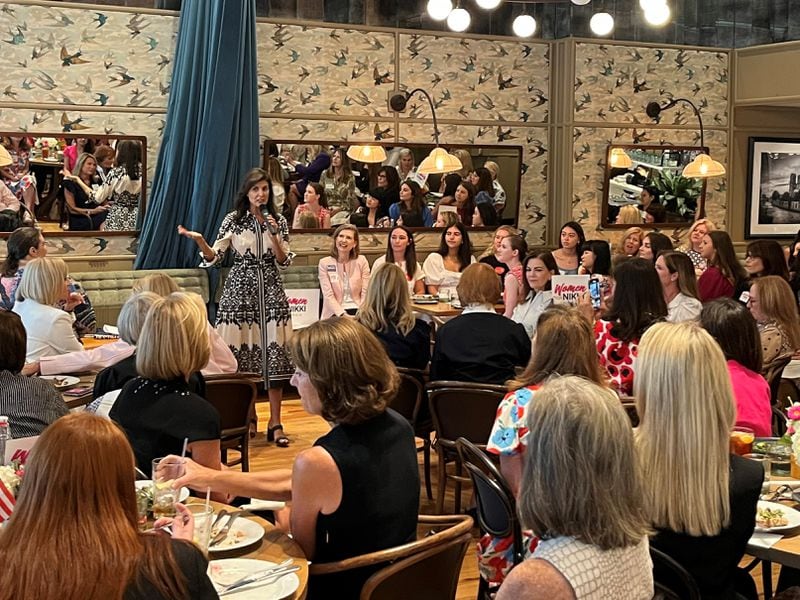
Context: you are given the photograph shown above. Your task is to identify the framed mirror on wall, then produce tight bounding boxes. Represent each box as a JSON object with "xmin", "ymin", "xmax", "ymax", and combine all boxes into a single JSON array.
[
  {"xmin": 602, "ymin": 144, "xmax": 707, "ymax": 228},
  {"xmin": 262, "ymin": 139, "xmax": 523, "ymax": 232},
  {"xmin": 0, "ymin": 133, "xmax": 147, "ymax": 236}
]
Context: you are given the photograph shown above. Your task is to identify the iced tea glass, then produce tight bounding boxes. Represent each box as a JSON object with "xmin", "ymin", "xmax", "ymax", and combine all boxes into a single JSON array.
[
  {"xmin": 188, "ymin": 504, "xmax": 214, "ymax": 553},
  {"xmin": 729, "ymin": 426, "xmax": 755, "ymax": 456}
]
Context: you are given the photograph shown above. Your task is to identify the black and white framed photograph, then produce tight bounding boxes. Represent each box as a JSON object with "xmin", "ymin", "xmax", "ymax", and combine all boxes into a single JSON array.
[{"xmin": 747, "ymin": 137, "xmax": 800, "ymax": 238}]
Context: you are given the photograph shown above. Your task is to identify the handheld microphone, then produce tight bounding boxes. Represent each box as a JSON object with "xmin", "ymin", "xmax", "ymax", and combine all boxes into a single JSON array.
[{"xmin": 260, "ymin": 204, "xmax": 278, "ymax": 235}]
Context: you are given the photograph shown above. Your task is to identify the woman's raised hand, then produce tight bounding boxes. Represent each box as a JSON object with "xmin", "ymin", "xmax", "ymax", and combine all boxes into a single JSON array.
[{"xmin": 177, "ymin": 225, "xmax": 202, "ymax": 242}]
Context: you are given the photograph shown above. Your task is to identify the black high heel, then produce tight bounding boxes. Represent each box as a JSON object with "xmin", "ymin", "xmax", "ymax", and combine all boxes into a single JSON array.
[{"xmin": 267, "ymin": 424, "xmax": 290, "ymax": 448}]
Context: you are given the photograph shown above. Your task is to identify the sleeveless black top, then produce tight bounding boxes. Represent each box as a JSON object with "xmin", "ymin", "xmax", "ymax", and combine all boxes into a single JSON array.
[{"xmin": 309, "ymin": 409, "xmax": 419, "ymax": 599}]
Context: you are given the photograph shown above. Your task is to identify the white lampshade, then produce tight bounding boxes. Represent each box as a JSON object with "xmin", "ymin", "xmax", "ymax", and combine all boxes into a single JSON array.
[
  {"xmin": 427, "ymin": 0, "xmax": 453, "ymax": 21},
  {"xmin": 609, "ymin": 148, "xmax": 633, "ymax": 169},
  {"xmin": 447, "ymin": 7, "xmax": 471, "ymax": 32},
  {"xmin": 476, "ymin": 0, "xmax": 502, "ymax": 8},
  {"xmin": 682, "ymin": 153, "xmax": 726, "ymax": 178},
  {"xmin": 644, "ymin": 2, "xmax": 671, "ymax": 25},
  {"xmin": 590, "ymin": 12, "xmax": 614, "ymax": 36},
  {"xmin": 512, "ymin": 14, "xmax": 537, "ymax": 37},
  {"xmin": 346, "ymin": 145, "xmax": 387, "ymax": 164},
  {"xmin": 418, "ymin": 147, "xmax": 463, "ymax": 175},
  {"xmin": 571, "ymin": 0, "xmax": 591, "ymax": 5}
]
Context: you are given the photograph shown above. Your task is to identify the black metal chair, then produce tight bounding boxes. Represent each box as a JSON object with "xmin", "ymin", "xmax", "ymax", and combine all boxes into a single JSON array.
[
  {"xmin": 456, "ymin": 437, "xmax": 524, "ymax": 600},
  {"xmin": 427, "ymin": 380, "xmax": 507, "ymax": 514},
  {"xmin": 650, "ymin": 546, "xmax": 701, "ymax": 600},
  {"xmin": 391, "ymin": 367, "xmax": 433, "ymax": 500}
]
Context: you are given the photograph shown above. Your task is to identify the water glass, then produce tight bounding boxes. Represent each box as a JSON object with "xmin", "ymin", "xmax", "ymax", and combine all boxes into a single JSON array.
[
  {"xmin": 151, "ymin": 457, "xmax": 185, "ymax": 519},
  {"xmin": 766, "ymin": 442, "xmax": 792, "ymax": 477},
  {"xmin": 743, "ymin": 453, "xmax": 771, "ymax": 482},
  {"xmin": 188, "ymin": 504, "xmax": 215, "ymax": 553},
  {"xmin": 438, "ymin": 289, "xmax": 450, "ymax": 303}
]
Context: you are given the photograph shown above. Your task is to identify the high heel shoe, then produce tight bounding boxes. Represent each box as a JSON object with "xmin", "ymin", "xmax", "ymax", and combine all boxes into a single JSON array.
[{"xmin": 267, "ymin": 424, "xmax": 290, "ymax": 448}]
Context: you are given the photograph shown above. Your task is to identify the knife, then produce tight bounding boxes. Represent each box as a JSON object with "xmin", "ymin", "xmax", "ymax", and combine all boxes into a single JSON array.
[
  {"xmin": 209, "ymin": 512, "xmax": 240, "ymax": 547},
  {"xmin": 218, "ymin": 564, "xmax": 299, "ymax": 596}
]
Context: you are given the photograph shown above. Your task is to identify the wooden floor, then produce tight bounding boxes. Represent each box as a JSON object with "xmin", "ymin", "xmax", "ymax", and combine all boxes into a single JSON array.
[{"xmin": 250, "ymin": 396, "xmax": 776, "ymax": 600}]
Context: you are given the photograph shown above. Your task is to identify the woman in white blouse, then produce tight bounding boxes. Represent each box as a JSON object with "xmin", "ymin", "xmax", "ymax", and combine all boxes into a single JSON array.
[
  {"xmin": 423, "ymin": 222, "xmax": 476, "ymax": 299},
  {"xmin": 372, "ymin": 225, "xmax": 425, "ymax": 296},
  {"xmin": 512, "ymin": 251, "xmax": 556, "ymax": 337},
  {"xmin": 656, "ymin": 251, "xmax": 702, "ymax": 323},
  {"xmin": 12, "ymin": 257, "xmax": 83, "ymax": 361},
  {"xmin": 318, "ymin": 224, "xmax": 371, "ymax": 318}
]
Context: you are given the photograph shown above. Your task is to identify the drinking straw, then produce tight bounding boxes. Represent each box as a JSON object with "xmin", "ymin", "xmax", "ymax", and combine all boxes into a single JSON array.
[
  {"xmin": 205, "ymin": 486, "xmax": 211, "ymax": 513},
  {"xmin": 180, "ymin": 437, "xmax": 189, "ymax": 459}
]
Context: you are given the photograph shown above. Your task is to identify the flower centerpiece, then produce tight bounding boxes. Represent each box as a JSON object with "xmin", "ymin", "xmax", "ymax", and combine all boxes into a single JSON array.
[
  {"xmin": 785, "ymin": 403, "xmax": 800, "ymax": 478},
  {"xmin": 0, "ymin": 455, "xmax": 26, "ymax": 523}
]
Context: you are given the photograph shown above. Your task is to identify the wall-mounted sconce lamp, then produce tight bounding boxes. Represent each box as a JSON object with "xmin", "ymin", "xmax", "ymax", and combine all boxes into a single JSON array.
[
  {"xmin": 645, "ymin": 98, "xmax": 726, "ymax": 178},
  {"xmin": 389, "ymin": 88, "xmax": 463, "ymax": 175}
]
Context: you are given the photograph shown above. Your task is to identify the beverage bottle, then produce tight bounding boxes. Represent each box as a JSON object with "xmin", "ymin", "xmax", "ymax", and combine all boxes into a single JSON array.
[{"xmin": 0, "ymin": 417, "xmax": 10, "ymax": 466}]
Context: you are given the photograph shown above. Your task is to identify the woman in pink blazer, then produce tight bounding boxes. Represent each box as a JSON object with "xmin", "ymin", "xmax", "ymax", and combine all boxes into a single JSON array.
[{"xmin": 319, "ymin": 224, "xmax": 371, "ymax": 319}]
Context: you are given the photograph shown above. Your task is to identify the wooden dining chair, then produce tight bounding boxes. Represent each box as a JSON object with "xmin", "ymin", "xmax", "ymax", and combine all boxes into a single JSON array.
[
  {"xmin": 308, "ymin": 514, "xmax": 473, "ymax": 600},
  {"xmin": 427, "ymin": 380, "xmax": 507, "ymax": 514},
  {"xmin": 391, "ymin": 367, "xmax": 433, "ymax": 500},
  {"xmin": 204, "ymin": 375, "xmax": 258, "ymax": 471}
]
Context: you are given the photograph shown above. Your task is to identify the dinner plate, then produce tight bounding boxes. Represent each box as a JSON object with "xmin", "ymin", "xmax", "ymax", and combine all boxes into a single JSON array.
[
  {"xmin": 39, "ymin": 375, "xmax": 81, "ymax": 390},
  {"xmin": 134, "ymin": 480, "xmax": 190, "ymax": 503},
  {"xmin": 209, "ymin": 558, "xmax": 300, "ymax": 599},
  {"xmin": 210, "ymin": 515, "xmax": 265, "ymax": 552},
  {"xmin": 755, "ymin": 500, "xmax": 800, "ymax": 532}
]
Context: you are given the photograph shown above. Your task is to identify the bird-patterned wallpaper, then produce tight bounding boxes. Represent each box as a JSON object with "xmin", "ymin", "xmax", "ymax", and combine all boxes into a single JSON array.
[
  {"xmin": 0, "ymin": 3, "xmax": 734, "ymax": 258},
  {"xmin": 572, "ymin": 41, "xmax": 730, "ymax": 246}
]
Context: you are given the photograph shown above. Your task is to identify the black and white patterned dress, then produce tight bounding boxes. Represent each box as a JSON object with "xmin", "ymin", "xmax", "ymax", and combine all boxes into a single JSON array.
[
  {"xmin": 202, "ymin": 211, "xmax": 294, "ymax": 383},
  {"xmin": 94, "ymin": 165, "xmax": 142, "ymax": 231}
]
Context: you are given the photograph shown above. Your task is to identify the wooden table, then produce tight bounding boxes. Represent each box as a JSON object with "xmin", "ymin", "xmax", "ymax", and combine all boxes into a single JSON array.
[
  {"xmin": 81, "ymin": 335, "xmax": 121, "ymax": 350},
  {"xmin": 411, "ymin": 301, "xmax": 505, "ymax": 319},
  {"xmin": 60, "ymin": 373, "xmax": 96, "ymax": 409},
  {"xmin": 205, "ymin": 500, "xmax": 308, "ymax": 599}
]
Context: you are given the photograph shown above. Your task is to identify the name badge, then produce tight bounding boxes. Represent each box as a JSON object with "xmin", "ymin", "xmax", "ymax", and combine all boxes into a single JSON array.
[
  {"xmin": 327, "ymin": 264, "xmax": 339, "ymax": 283},
  {"xmin": 739, "ymin": 291, "xmax": 750, "ymax": 304},
  {"xmin": 325, "ymin": 182, "xmax": 335, "ymax": 191}
]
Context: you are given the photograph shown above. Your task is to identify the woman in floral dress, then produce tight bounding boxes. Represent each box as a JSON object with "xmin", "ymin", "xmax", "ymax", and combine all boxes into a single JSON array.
[{"xmin": 178, "ymin": 168, "xmax": 294, "ymax": 446}]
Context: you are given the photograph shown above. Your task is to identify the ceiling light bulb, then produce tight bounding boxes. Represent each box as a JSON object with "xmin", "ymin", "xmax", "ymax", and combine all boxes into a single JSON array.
[
  {"xmin": 447, "ymin": 7, "xmax": 471, "ymax": 32},
  {"xmin": 476, "ymin": 0, "xmax": 502, "ymax": 8},
  {"xmin": 427, "ymin": 0, "xmax": 453, "ymax": 21},
  {"xmin": 571, "ymin": 0, "xmax": 591, "ymax": 5},
  {"xmin": 512, "ymin": 15, "xmax": 537, "ymax": 37},
  {"xmin": 644, "ymin": 2, "xmax": 671, "ymax": 25},
  {"xmin": 639, "ymin": 0, "xmax": 666, "ymax": 9},
  {"xmin": 590, "ymin": 12, "xmax": 614, "ymax": 36}
]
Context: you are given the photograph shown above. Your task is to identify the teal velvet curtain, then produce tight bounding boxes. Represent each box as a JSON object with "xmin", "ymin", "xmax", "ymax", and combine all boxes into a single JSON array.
[{"xmin": 136, "ymin": 0, "xmax": 260, "ymax": 269}]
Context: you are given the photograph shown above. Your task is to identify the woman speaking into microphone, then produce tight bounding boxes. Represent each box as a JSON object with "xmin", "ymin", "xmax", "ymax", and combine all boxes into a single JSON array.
[{"xmin": 178, "ymin": 168, "xmax": 294, "ymax": 447}]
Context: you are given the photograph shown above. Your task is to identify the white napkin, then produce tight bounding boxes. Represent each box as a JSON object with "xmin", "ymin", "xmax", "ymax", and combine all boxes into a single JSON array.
[
  {"xmin": 238, "ymin": 499, "xmax": 286, "ymax": 511},
  {"xmin": 748, "ymin": 531, "xmax": 783, "ymax": 549},
  {"xmin": 102, "ymin": 325, "xmax": 119, "ymax": 335}
]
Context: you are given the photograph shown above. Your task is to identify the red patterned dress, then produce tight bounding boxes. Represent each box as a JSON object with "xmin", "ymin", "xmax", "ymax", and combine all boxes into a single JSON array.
[{"xmin": 594, "ymin": 319, "xmax": 639, "ymax": 396}]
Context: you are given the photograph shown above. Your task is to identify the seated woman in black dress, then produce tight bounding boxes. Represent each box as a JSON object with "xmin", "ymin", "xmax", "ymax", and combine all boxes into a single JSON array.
[
  {"xmin": 635, "ymin": 322, "xmax": 762, "ymax": 599},
  {"xmin": 110, "ymin": 292, "xmax": 221, "ymax": 484},
  {"xmin": 431, "ymin": 262, "xmax": 531, "ymax": 384},
  {"xmin": 0, "ymin": 412, "xmax": 217, "ymax": 600},
  {"xmin": 62, "ymin": 152, "xmax": 108, "ymax": 231},
  {"xmin": 170, "ymin": 318, "xmax": 419, "ymax": 599},
  {"xmin": 356, "ymin": 262, "xmax": 431, "ymax": 370}
]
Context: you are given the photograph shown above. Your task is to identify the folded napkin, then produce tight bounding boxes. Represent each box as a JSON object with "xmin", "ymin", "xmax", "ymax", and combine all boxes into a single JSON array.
[
  {"xmin": 748, "ymin": 531, "xmax": 783, "ymax": 549},
  {"xmin": 238, "ymin": 499, "xmax": 286, "ymax": 511}
]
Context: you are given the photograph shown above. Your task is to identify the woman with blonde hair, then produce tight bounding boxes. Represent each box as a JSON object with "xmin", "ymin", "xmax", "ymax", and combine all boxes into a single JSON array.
[
  {"xmin": 110, "ymin": 292, "xmax": 221, "ymax": 482},
  {"xmin": 12, "ymin": 257, "xmax": 83, "ymax": 361},
  {"xmin": 319, "ymin": 224, "xmax": 370, "ymax": 318},
  {"xmin": 63, "ymin": 152, "xmax": 109, "ymax": 230},
  {"xmin": 656, "ymin": 251, "xmax": 702, "ymax": 322},
  {"xmin": 748, "ymin": 275, "xmax": 800, "ymax": 371},
  {"xmin": 635, "ymin": 322, "xmax": 762, "ymax": 599},
  {"xmin": 678, "ymin": 218, "xmax": 716, "ymax": 273},
  {"xmin": 0, "ymin": 412, "xmax": 216, "ymax": 600},
  {"xmin": 133, "ymin": 272, "xmax": 180, "ymax": 296},
  {"xmin": 616, "ymin": 204, "xmax": 643, "ymax": 225},
  {"xmin": 482, "ymin": 160, "xmax": 507, "ymax": 216},
  {"xmin": 616, "ymin": 226, "xmax": 644, "ymax": 257},
  {"xmin": 497, "ymin": 376, "xmax": 652, "ymax": 600},
  {"xmin": 431, "ymin": 263, "xmax": 530, "ymax": 384},
  {"xmin": 452, "ymin": 148, "xmax": 473, "ymax": 179},
  {"xmin": 356, "ymin": 263, "xmax": 430, "ymax": 370}
]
